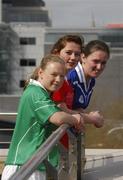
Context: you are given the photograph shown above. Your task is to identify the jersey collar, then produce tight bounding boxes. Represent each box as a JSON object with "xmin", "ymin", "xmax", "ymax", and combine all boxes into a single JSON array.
[
  {"xmin": 75, "ymin": 62, "xmax": 85, "ymax": 83},
  {"xmin": 75, "ymin": 62, "xmax": 92, "ymax": 91},
  {"xmin": 29, "ymin": 79, "xmax": 47, "ymax": 92}
]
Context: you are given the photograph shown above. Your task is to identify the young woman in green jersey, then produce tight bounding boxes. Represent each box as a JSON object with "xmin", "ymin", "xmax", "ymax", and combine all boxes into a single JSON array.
[{"xmin": 1, "ymin": 54, "xmax": 84, "ymax": 180}]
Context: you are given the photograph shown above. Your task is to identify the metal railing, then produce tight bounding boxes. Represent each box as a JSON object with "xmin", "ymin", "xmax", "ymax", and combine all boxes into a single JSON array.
[
  {"xmin": 0, "ymin": 112, "xmax": 17, "ymax": 122},
  {"xmin": 0, "ymin": 113, "xmax": 16, "ymax": 148},
  {"xmin": 0, "ymin": 113, "xmax": 85, "ymax": 180}
]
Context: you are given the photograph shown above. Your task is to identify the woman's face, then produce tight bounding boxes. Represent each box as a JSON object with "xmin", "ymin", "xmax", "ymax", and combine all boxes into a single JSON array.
[
  {"xmin": 82, "ymin": 50, "xmax": 109, "ymax": 79},
  {"xmin": 59, "ymin": 42, "xmax": 81, "ymax": 72},
  {"xmin": 38, "ymin": 62, "xmax": 65, "ymax": 93}
]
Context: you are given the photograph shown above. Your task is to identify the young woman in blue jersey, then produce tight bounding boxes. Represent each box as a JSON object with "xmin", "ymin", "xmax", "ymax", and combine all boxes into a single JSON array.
[
  {"xmin": 1, "ymin": 54, "xmax": 84, "ymax": 180},
  {"xmin": 67, "ymin": 40, "xmax": 110, "ymax": 112}
]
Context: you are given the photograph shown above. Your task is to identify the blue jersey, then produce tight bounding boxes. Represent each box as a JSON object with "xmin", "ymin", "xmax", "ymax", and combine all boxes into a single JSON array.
[{"xmin": 67, "ymin": 62, "xmax": 95, "ymax": 109}]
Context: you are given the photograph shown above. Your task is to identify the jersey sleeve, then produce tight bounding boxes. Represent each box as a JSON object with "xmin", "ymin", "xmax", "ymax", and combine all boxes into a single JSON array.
[{"xmin": 29, "ymin": 89, "xmax": 61, "ymax": 125}]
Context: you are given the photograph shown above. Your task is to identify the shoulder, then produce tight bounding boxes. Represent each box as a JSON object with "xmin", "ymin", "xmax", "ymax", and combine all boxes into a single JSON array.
[
  {"xmin": 23, "ymin": 85, "xmax": 49, "ymax": 102},
  {"xmin": 67, "ymin": 68, "xmax": 78, "ymax": 81}
]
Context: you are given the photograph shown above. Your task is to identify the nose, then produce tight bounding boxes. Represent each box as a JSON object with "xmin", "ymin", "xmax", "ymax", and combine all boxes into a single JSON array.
[
  {"xmin": 55, "ymin": 75, "xmax": 62, "ymax": 82},
  {"xmin": 97, "ymin": 63, "xmax": 102, "ymax": 70},
  {"xmin": 70, "ymin": 52, "xmax": 76, "ymax": 59}
]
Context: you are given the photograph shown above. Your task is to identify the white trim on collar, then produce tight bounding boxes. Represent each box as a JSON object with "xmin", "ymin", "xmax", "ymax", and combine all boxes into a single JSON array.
[
  {"xmin": 29, "ymin": 79, "xmax": 47, "ymax": 91},
  {"xmin": 75, "ymin": 62, "xmax": 85, "ymax": 83},
  {"xmin": 75, "ymin": 62, "xmax": 92, "ymax": 91}
]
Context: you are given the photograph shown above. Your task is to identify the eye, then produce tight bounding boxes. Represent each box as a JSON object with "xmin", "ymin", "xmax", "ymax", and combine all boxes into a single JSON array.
[
  {"xmin": 51, "ymin": 73, "xmax": 57, "ymax": 77},
  {"xmin": 66, "ymin": 51, "xmax": 72, "ymax": 55},
  {"xmin": 93, "ymin": 60, "xmax": 100, "ymax": 64},
  {"xmin": 74, "ymin": 52, "xmax": 81, "ymax": 57},
  {"xmin": 101, "ymin": 61, "xmax": 107, "ymax": 66},
  {"xmin": 60, "ymin": 75, "xmax": 65, "ymax": 79}
]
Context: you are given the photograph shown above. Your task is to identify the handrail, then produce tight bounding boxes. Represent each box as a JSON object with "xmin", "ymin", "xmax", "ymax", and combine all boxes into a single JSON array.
[
  {"xmin": 9, "ymin": 124, "xmax": 70, "ymax": 180},
  {"xmin": 0, "ymin": 129, "xmax": 14, "ymax": 131},
  {"xmin": 0, "ymin": 112, "xmax": 17, "ymax": 122},
  {"xmin": 0, "ymin": 113, "xmax": 17, "ymax": 117}
]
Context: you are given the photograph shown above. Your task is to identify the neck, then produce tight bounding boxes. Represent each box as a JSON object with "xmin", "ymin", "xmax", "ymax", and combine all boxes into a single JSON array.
[{"xmin": 81, "ymin": 64, "xmax": 91, "ymax": 84}]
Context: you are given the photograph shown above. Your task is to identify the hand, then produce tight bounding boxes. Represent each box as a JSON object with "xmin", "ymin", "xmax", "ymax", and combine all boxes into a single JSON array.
[
  {"xmin": 89, "ymin": 111, "xmax": 104, "ymax": 128},
  {"xmin": 72, "ymin": 113, "xmax": 85, "ymax": 132}
]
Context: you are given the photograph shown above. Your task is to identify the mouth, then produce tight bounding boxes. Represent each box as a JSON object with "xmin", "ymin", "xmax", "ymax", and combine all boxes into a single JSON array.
[
  {"xmin": 67, "ymin": 62, "xmax": 77, "ymax": 68},
  {"xmin": 52, "ymin": 83, "xmax": 61, "ymax": 88},
  {"xmin": 93, "ymin": 70, "xmax": 102, "ymax": 77}
]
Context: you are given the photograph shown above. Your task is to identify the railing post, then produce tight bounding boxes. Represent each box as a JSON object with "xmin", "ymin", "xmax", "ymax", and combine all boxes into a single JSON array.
[
  {"xmin": 76, "ymin": 132, "xmax": 85, "ymax": 180},
  {"xmin": 77, "ymin": 133, "xmax": 82, "ymax": 180},
  {"xmin": 43, "ymin": 159, "xmax": 59, "ymax": 180},
  {"xmin": 67, "ymin": 130, "xmax": 85, "ymax": 180}
]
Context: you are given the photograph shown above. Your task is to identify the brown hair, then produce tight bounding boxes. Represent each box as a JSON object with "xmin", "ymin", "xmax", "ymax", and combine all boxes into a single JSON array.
[
  {"xmin": 83, "ymin": 40, "xmax": 110, "ymax": 58},
  {"xmin": 51, "ymin": 34, "xmax": 84, "ymax": 54}
]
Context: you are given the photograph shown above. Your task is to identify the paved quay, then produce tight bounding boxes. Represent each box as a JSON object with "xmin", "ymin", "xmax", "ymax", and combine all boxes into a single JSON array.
[{"xmin": 84, "ymin": 149, "xmax": 123, "ymax": 180}]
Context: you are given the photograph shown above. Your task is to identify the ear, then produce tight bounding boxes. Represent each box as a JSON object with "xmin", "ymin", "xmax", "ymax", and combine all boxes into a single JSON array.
[
  {"xmin": 53, "ymin": 49, "xmax": 59, "ymax": 55},
  {"xmin": 38, "ymin": 68, "xmax": 43, "ymax": 78},
  {"xmin": 81, "ymin": 53, "xmax": 86, "ymax": 64}
]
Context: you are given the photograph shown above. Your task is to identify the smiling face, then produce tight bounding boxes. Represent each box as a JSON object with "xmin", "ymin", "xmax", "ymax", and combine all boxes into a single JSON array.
[
  {"xmin": 38, "ymin": 61, "xmax": 65, "ymax": 93},
  {"xmin": 82, "ymin": 50, "xmax": 109, "ymax": 80},
  {"xmin": 59, "ymin": 42, "xmax": 81, "ymax": 72}
]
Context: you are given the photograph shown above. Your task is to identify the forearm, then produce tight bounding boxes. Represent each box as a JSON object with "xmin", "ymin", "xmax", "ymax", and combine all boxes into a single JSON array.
[
  {"xmin": 80, "ymin": 113, "xmax": 95, "ymax": 124},
  {"xmin": 49, "ymin": 111, "xmax": 77, "ymax": 126},
  {"xmin": 80, "ymin": 111, "xmax": 104, "ymax": 127}
]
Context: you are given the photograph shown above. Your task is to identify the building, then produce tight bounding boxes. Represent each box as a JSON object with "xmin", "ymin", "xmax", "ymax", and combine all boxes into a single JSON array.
[
  {"xmin": 0, "ymin": 0, "xmax": 51, "ymax": 94},
  {"xmin": 0, "ymin": 24, "xmax": 18, "ymax": 94},
  {"xmin": 2, "ymin": 0, "xmax": 51, "ymax": 26}
]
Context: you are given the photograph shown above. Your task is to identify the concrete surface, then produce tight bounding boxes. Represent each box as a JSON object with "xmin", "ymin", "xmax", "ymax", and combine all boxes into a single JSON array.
[{"xmin": 84, "ymin": 149, "xmax": 123, "ymax": 180}]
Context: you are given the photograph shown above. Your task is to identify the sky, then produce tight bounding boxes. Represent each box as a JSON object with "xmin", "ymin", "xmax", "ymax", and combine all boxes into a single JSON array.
[{"xmin": 45, "ymin": 0, "xmax": 123, "ymax": 28}]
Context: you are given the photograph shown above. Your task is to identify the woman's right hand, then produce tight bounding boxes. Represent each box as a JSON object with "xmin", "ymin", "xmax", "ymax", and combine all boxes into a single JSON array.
[{"xmin": 72, "ymin": 113, "xmax": 85, "ymax": 132}]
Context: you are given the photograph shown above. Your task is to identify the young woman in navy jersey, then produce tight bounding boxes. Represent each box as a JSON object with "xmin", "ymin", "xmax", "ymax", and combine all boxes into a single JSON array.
[{"xmin": 67, "ymin": 40, "xmax": 110, "ymax": 112}]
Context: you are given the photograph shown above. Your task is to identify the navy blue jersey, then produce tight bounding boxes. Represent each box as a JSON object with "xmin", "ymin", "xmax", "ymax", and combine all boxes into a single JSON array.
[{"xmin": 67, "ymin": 62, "xmax": 95, "ymax": 109}]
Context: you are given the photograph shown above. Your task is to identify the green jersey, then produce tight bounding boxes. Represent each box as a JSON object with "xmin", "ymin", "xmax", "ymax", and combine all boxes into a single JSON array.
[{"xmin": 6, "ymin": 80, "xmax": 61, "ymax": 171}]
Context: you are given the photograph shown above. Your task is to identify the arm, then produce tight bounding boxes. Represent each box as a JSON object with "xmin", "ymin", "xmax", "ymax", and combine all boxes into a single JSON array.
[
  {"xmin": 49, "ymin": 111, "xmax": 84, "ymax": 132},
  {"xmin": 80, "ymin": 111, "xmax": 104, "ymax": 128},
  {"xmin": 56, "ymin": 102, "xmax": 103, "ymax": 128}
]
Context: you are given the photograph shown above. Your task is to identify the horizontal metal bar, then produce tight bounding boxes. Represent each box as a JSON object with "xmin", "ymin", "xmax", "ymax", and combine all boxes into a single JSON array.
[
  {"xmin": 0, "ymin": 129, "xmax": 14, "ymax": 131},
  {"xmin": 0, "ymin": 112, "xmax": 17, "ymax": 116},
  {"xmin": 9, "ymin": 123, "xmax": 70, "ymax": 180},
  {"xmin": 0, "ymin": 112, "xmax": 17, "ymax": 122}
]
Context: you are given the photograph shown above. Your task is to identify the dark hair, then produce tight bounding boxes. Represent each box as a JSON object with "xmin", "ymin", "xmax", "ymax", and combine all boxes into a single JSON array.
[
  {"xmin": 83, "ymin": 40, "xmax": 110, "ymax": 58},
  {"xmin": 51, "ymin": 34, "xmax": 84, "ymax": 54},
  {"xmin": 24, "ymin": 54, "xmax": 65, "ymax": 89}
]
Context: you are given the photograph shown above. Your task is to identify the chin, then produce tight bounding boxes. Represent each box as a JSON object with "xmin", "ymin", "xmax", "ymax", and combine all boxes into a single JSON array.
[
  {"xmin": 92, "ymin": 73, "xmax": 100, "ymax": 78},
  {"xmin": 67, "ymin": 67, "xmax": 73, "ymax": 71},
  {"xmin": 52, "ymin": 86, "xmax": 60, "ymax": 92},
  {"xmin": 95, "ymin": 74, "xmax": 100, "ymax": 78}
]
